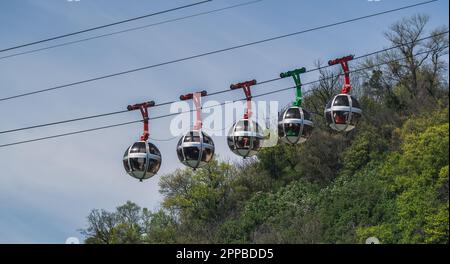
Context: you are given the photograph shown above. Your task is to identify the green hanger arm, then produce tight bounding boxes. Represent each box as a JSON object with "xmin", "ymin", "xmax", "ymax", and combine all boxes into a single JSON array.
[{"xmin": 280, "ymin": 67, "xmax": 306, "ymax": 107}]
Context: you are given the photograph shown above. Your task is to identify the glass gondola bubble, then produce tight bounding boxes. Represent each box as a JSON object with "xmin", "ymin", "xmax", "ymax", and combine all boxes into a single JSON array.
[
  {"xmin": 123, "ymin": 141, "xmax": 162, "ymax": 181},
  {"xmin": 177, "ymin": 130, "xmax": 215, "ymax": 169},
  {"xmin": 324, "ymin": 94, "xmax": 361, "ymax": 132},
  {"xmin": 227, "ymin": 118, "xmax": 264, "ymax": 158},
  {"xmin": 278, "ymin": 106, "xmax": 313, "ymax": 144}
]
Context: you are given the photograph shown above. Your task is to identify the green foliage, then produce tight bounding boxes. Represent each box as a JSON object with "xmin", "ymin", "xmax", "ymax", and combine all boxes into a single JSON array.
[
  {"xmin": 424, "ymin": 202, "xmax": 449, "ymax": 244},
  {"xmin": 82, "ymin": 201, "xmax": 144, "ymax": 244},
  {"xmin": 339, "ymin": 126, "xmax": 389, "ymax": 178},
  {"xmin": 393, "ymin": 124, "xmax": 448, "ymax": 243},
  {"xmin": 356, "ymin": 224, "xmax": 395, "ymax": 244},
  {"xmin": 142, "ymin": 210, "xmax": 177, "ymax": 244},
  {"xmin": 217, "ymin": 180, "xmax": 321, "ymax": 243},
  {"xmin": 356, "ymin": 120, "xmax": 449, "ymax": 244},
  {"xmin": 258, "ymin": 130, "xmax": 349, "ymax": 186},
  {"xmin": 400, "ymin": 108, "xmax": 449, "ymax": 139},
  {"xmin": 320, "ymin": 159, "xmax": 395, "ymax": 243}
]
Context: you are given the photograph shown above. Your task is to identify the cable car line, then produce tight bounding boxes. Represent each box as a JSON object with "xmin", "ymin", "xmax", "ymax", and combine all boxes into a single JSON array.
[
  {"xmin": 0, "ymin": 0, "xmax": 437, "ymax": 103},
  {"xmin": 0, "ymin": 0, "xmax": 213, "ymax": 53},
  {"xmin": 0, "ymin": 0, "xmax": 263, "ymax": 61},
  {"xmin": 0, "ymin": 46, "xmax": 446, "ymax": 148},
  {"xmin": 0, "ymin": 109, "xmax": 130, "ymax": 135},
  {"xmin": 0, "ymin": 31, "xmax": 446, "ymax": 136}
]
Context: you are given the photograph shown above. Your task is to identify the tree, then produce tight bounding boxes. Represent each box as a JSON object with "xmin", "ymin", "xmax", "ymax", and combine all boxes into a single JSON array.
[
  {"xmin": 142, "ymin": 210, "xmax": 178, "ymax": 244},
  {"xmin": 82, "ymin": 209, "xmax": 117, "ymax": 244},
  {"xmin": 82, "ymin": 201, "xmax": 144, "ymax": 244},
  {"xmin": 159, "ymin": 159, "xmax": 240, "ymax": 242},
  {"xmin": 384, "ymin": 14, "xmax": 430, "ymax": 97},
  {"xmin": 359, "ymin": 14, "xmax": 448, "ymax": 111}
]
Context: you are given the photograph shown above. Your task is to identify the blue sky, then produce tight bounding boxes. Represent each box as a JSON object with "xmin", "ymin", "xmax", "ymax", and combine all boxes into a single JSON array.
[{"xmin": 0, "ymin": 0, "xmax": 448, "ymax": 243}]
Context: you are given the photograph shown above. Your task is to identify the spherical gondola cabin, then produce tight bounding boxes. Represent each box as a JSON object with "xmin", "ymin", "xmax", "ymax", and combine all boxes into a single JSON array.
[
  {"xmin": 324, "ymin": 93, "xmax": 361, "ymax": 132},
  {"xmin": 278, "ymin": 106, "xmax": 313, "ymax": 144},
  {"xmin": 227, "ymin": 119, "xmax": 264, "ymax": 158},
  {"xmin": 177, "ymin": 130, "xmax": 215, "ymax": 169},
  {"xmin": 123, "ymin": 141, "xmax": 162, "ymax": 181}
]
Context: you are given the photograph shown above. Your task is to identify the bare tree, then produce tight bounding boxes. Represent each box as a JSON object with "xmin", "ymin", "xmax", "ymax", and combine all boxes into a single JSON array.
[
  {"xmin": 384, "ymin": 14, "xmax": 430, "ymax": 96},
  {"xmin": 356, "ymin": 14, "xmax": 448, "ymax": 109},
  {"xmin": 423, "ymin": 26, "xmax": 449, "ymax": 96}
]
